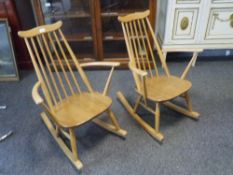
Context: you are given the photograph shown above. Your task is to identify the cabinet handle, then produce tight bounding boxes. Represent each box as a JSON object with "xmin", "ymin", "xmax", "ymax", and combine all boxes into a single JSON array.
[{"xmin": 180, "ymin": 17, "xmax": 189, "ymax": 30}]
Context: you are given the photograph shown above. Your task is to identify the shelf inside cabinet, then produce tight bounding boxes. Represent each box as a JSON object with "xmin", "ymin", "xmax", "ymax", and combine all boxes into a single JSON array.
[
  {"xmin": 64, "ymin": 33, "xmax": 93, "ymax": 42},
  {"xmin": 75, "ymin": 54, "xmax": 94, "ymax": 60},
  {"xmin": 101, "ymin": 10, "xmax": 145, "ymax": 17},
  {"xmin": 44, "ymin": 11, "xmax": 91, "ymax": 19},
  {"xmin": 52, "ymin": 34, "xmax": 92, "ymax": 42},
  {"xmin": 53, "ymin": 53, "xmax": 94, "ymax": 61},
  {"xmin": 32, "ymin": 0, "xmax": 156, "ymax": 68},
  {"xmin": 52, "ymin": 55, "xmax": 95, "ymax": 70},
  {"xmin": 103, "ymin": 32, "xmax": 124, "ymax": 40},
  {"xmin": 104, "ymin": 52, "xmax": 128, "ymax": 59}
]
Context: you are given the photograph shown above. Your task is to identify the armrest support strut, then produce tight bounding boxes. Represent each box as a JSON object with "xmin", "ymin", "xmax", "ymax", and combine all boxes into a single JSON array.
[{"xmin": 80, "ymin": 62, "xmax": 120, "ymax": 96}]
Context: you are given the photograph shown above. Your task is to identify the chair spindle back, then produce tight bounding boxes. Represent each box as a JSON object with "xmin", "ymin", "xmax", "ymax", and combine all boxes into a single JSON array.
[
  {"xmin": 118, "ymin": 10, "xmax": 170, "ymax": 77},
  {"xmin": 18, "ymin": 21, "xmax": 93, "ymax": 110}
]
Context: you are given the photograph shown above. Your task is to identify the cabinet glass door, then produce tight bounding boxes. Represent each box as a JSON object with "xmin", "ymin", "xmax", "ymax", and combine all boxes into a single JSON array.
[
  {"xmin": 100, "ymin": 0, "xmax": 150, "ymax": 59},
  {"xmin": 39, "ymin": 0, "xmax": 95, "ymax": 60}
]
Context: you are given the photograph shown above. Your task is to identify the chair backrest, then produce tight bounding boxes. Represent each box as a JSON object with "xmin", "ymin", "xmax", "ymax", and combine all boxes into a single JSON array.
[
  {"xmin": 18, "ymin": 21, "xmax": 93, "ymax": 110},
  {"xmin": 118, "ymin": 10, "xmax": 170, "ymax": 77}
]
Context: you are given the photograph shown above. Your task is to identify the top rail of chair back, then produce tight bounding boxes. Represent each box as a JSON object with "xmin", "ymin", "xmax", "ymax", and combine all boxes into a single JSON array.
[
  {"xmin": 118, "ymin": 10, "xmax": 150, "ymax": 23},
  {"xmin": 18, "ymin": 21, "xmax": 62, "ymax": 38}
]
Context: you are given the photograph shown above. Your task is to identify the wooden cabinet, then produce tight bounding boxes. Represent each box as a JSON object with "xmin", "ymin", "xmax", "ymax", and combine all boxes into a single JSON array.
[
  {"xmin": 32, "ymin": 0, "xmax": 98, "ymax": 62},
  {"xmin": 205, "ymin": 8, "xmax": 233, "ymax": 40},
  {"xmin": 31, "ymin": 0, "xmax": 156, "ymax": 67}
]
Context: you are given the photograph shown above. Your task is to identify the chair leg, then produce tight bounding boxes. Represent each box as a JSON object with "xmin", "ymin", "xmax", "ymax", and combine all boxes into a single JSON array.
[
  {"xmin": 41, "ymin": 112, "xmax": 83, "ymax": 170},
  {"xmin": 69, "ymin": 129, "xmax": 78, "ymax": 160},
  {"xmin": 134, "ymin": 95, "xmax": 142, "ymax": 112},
  {"xmin": 56, "ymin": 125, "xmax": 60, "ymax": 137},
  {"xmin": 107, "ymin": 109, "xmax": 121, "ymax": 130},
  {"xmin": 183, "ymin": 92, "xmax": 200, "ymax": 119},
  {"xmin": 184, "ymin": 92, "xmax": 193, "ymax": 112},
  {"xmin": 163, "ymin": 92, "xmax": 200, "ymax": 120},
  {"xmin": 117, "ymin": 91, "xmax": 164, "ymax": 142},
  {"xmin": 155, "ymin": 103, "xmax": 160, "ymax": 132},
  {"xmin": 93, "ymin": 110, "xmax": 127, "ymax": 138}
]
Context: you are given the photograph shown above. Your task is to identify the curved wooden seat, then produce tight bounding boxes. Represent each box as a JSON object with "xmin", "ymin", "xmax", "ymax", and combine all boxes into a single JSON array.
[
  {"xmin": 53, "ymin": 92, "xmax": 112, "ymax": 128},
  {"xmin": 138, "ymin": 76, "xmax": 191, "ymax": 102}
]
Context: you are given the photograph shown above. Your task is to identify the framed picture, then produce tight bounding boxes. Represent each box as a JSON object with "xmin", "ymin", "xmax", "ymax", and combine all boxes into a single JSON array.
[{"xmin": 0, "ymin": 18, "xmax": 19, "ymax": 81}]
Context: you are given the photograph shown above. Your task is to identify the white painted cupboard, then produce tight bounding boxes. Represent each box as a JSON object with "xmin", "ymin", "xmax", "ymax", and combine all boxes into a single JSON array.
[{"xmin": 156, "ymin": 0, "xmax": 233, "ymax": 51}]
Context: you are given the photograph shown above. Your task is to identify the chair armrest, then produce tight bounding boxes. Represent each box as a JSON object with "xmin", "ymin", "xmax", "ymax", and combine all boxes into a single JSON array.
[
  {"xmin": 80, "ymin": 62, "xmax": 120, "ymax": 68},
  {"xmin": 128, "ymin": 63, "xmax": 147, "ymax": 77},
  {"xmin": 32, "ymin": 82, "xmax": 59, "ymax": 125},
  {"xmin": 32, "ymin": 81, "xmax": 43, "ymax": 105}
]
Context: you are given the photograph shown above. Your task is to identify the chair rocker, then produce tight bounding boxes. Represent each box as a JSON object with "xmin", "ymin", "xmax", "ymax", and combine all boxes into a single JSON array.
[
  {"xmin": 18, "ymin": 21, "xmax": 127, "ymax": 170},
  {"xmin": 117, "ymin": 10, "xmax": 201, "ymax": 142}
]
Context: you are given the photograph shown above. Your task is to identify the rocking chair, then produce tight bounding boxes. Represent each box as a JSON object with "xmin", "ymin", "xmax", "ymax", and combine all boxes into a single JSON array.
[
  {"xmin": 18, "ymin": 21, "xmax": 127, "ymax": 170},
  {"xmin": 117, "ymin": 10, "xmax": 201, "ymax": 142}
]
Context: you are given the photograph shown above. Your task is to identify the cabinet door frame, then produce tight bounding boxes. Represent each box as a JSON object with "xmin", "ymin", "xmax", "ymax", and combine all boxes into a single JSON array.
[
  {"xmin": 94, "ymin": 0, "xmax": 156, "ymax": 62},
  {"xmin": 31, "ymin": 0, "xmax": 157, "ymax": 67},
  {"xmin": 31, "ymin": 0, "xmax": 99, "ymax": 60}
]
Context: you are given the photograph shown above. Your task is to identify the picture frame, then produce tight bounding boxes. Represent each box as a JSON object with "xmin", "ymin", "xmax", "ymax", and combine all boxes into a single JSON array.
[{"xmin": 0, "ymin": 18, "xmax": 19, "ymax": 81}]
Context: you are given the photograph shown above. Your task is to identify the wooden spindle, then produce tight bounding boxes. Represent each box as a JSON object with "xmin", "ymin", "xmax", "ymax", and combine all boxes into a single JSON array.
[
  {"xmin": 141, "ymin": 18, "xmax": 159, "ymax": 76},
  {"xmin": 146, "ymin": 17, "xmax": 170, "ymax": 76},
  {"xmin": 52, "ymin": 31, "xmax": 81, "ymax": 93},
  {"xmin": 133, "ymin": 20, "xmax": 146, "ymax": 71},
  {"xmin": 121, "ymin": 23, "xmax": 135, "ymax": 65},
  {"xmin": 128, "ymin": 22, "xmax": 141, "ymax": 70},
  {"xmin": 58, "ymin": 29, "xmax": 93, "ymax": 93},
  {"xmin": 137, "ymin": 19, "xmax": 153, "ymax": 76},
  {"xmin": 41, "ymin": 34, "xmax": 75, "ymax": 95},
  {"xmin": 25, "ymin": 38, "xmax": 53, "ymax": 110},
  {"xmin": 122, "ymin": 23, "xmax": 141, "ymax": 90},
  {"xmin": 31, "ymin": 37, "xmax": 58, "ymax": 105},
  {"xmin": 46, "ymin": 33, "xmax": 69, "ymax": 98}
]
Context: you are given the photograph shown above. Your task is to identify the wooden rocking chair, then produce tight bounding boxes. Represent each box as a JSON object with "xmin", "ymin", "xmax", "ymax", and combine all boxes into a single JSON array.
[
  {"xmin": 18, "ymin": 21, "xmax": 127, "ymax": 170},
  {"xmin": 117, "ymin": 10, "xmax": 201, "ymax": 142}
]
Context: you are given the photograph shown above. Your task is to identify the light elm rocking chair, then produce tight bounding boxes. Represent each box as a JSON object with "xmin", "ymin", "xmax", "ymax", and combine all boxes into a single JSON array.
[
  {"xmin": 117, "ymin": 10, "xmax": 201, "ymax": 142},
  {"xmin": 18, "ymin": 21, "xmax": 127, "ymax": 170}
]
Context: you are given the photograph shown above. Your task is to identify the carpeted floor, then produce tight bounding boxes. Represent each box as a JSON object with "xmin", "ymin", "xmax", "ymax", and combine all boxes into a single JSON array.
[{"xmin": 0, "ymin": 61, "xmax": 233, "ymax": 175}]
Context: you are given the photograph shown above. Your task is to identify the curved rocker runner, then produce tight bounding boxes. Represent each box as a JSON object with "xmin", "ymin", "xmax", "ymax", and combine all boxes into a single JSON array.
[
  {"xmin": 117, "ymin": 10, "xmax": 201, "ymax": 142},
  {"xmin": 18, "ymin": 21, "xmax": 127, "ymax": 170}
]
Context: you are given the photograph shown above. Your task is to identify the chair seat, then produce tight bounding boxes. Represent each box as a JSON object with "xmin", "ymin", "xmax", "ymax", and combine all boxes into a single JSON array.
[
  {"xmin": 138, "ymin": 76, "xmax": 192, "ymax": 102},
  {"xmin": 52, "ymin": 92, "xmax": 112, "ymax": 128}
]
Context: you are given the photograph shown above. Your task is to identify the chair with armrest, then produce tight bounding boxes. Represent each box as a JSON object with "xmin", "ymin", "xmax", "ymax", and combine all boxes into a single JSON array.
[
  {"xmin": 18, "ymin": 21, "xmax": 127, "ymax": 170},
  {"xmin": 117, "ymin": 10, "xmax": 201, "ymax": 142}
]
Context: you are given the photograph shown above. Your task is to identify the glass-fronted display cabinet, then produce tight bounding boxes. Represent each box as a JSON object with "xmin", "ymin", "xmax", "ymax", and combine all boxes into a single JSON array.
[
  {"xmin": 100, "ymin": 0, "xmax": 151, "ymax": 59},
  {"xmin": 31, "ymin": 0, "xmax": 156, "ymax": 67},
  {"xmin": 32, "ymin": 0, "xmax": 96, "ymax": 61}
]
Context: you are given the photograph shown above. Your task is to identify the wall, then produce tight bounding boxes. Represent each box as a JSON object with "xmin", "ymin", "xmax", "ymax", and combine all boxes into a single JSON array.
[{"xmin": 15, "ymin": 0, "xmax": 35, "ymax": 29}]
